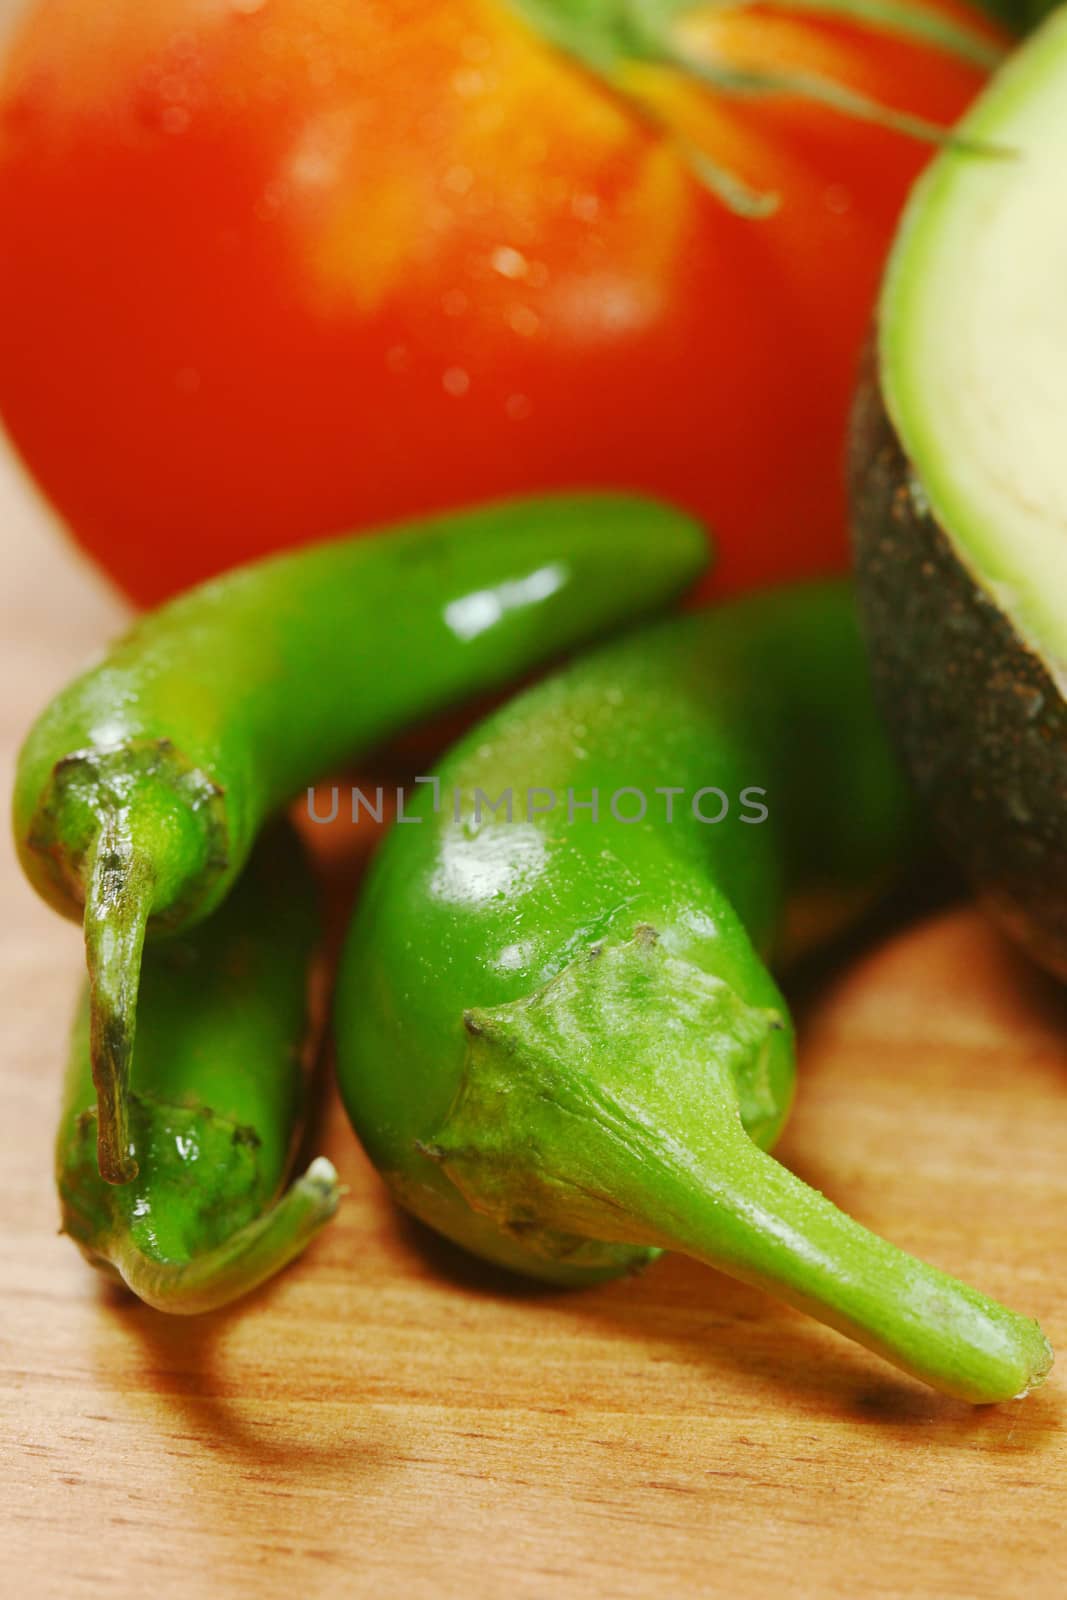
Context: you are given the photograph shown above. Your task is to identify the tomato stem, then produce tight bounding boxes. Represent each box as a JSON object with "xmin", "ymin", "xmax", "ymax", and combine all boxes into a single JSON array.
[
  {"xmin": 678, "ymin": 140, "xmax": 781, "ymax": 215},
  {"xmin": 681, "ymin": 0, "xmax": 1003, "ymax": 71},
  {"xmin": 509, "ymin": 0, "xmax": 1008, "ymax": 217},
  {"xmin": 669, "ymin": 47, "xmax": 1016, "ymax": 157}
]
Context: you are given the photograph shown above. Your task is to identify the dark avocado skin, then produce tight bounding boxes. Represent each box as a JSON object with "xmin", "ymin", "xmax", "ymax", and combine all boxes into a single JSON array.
[{"xmin": 849, "ymin": 358, "xmax": 1067, "ymax": 982}]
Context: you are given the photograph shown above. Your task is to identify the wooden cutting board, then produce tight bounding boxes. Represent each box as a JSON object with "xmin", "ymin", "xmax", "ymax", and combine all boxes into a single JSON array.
[{"xmin": 1, "ymin": 442, "xmax": 1064, "ymax": 1599}]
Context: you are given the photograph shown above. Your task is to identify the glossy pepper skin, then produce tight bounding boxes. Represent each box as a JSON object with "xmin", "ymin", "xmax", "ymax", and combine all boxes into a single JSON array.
[
  {"xmin": 57, "ymin": 824, "xmax": 338, "ymax": 1313},
  {"xmin": 13, "ymin": 494, "xmax": 705, "ymax": 1184},
  {"xmin": 335, "ymin": 583, "xmax": 1053, "ymax": 1403}
]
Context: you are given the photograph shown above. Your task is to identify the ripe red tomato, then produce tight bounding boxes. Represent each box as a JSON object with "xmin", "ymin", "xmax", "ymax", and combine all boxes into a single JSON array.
[{"xmin": 0, "ymin": 0, "xmax": 996, "ymax": 605}]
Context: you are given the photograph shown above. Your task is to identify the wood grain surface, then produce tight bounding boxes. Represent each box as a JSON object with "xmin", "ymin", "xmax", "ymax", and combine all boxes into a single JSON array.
[{"xmin": 1, "ymin": 432, "xmax": 1065, "ymax": 1599}]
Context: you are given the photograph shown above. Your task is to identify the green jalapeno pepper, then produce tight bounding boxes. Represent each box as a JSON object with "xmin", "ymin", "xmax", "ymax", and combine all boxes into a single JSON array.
[
  {"xmin": 14, "ymin": 495, "xmax": 705, "ymax": 1184},
  {"xmin": 334, "ymin": 582, "xmax": 1053, "ymax": 1403},
  {"xmin": 57, "ymin": 824, "xmax": 338, "ymax": 1313}
]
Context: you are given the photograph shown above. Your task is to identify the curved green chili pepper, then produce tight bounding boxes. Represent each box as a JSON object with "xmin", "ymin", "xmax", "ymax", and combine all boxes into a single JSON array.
[
  {"xmin": 58, "ymin": 824, "xmax": 338, "ymax": 1313},
  {"xmin": 14, "ymin": 495, "xmax": 705, "ymax": 1184},
  {"xmin": 335, "ymin": 582, "xmax": 1053, "ymax": 1403}
]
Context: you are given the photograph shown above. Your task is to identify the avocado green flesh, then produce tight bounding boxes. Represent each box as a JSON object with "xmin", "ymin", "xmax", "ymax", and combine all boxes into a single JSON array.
[{"xmin": 881, "ymin": 8, "xmax": 1067, "ymax": 691}]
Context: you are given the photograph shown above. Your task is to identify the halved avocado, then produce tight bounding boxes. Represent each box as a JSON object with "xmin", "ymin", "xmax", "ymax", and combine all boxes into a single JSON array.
[{"xmin": 850, "ymin": 10, "xmax": 1067, "ymax": 981}]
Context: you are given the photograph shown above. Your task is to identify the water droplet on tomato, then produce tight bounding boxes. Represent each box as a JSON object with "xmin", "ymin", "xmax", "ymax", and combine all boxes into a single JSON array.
[
  {"xmin": 571, "ymin": 194, "xmax": 600, "ymax": 223},
  {"xmin": 452, "ymin": 68, "xmax": 486, "ymax": 98},
  {"xmin": 443, "ymin": 368, "xmax": 471, "ymax": 398},
  {"xmin": 509, "ymin": 307, "xmax": 540, "ymax": 339},
  {"xmin": 230, "ymin": 0, "xmax": 268, "ymax": 15},
  {"xmin": 444, "ymin": 165, "xmax": 475, "ymax": 197},
  {"xmin": 134, "ymin": 65, "xmax": 196, "ymax": 136},
  {"xmin": 505, "ymin": 395, "xmax": 533, "ymax": 422},
  {"xmin": 491, "ymin": 246, "xmax": 527, "ymax": 281}
]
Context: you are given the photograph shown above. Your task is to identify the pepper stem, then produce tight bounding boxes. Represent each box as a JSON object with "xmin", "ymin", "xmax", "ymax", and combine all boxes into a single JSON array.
[
  {"xmin": 426, "ymin": 930, "xmax": 1053, "ymax": 1403},
  {"xmin": 616, "ymin": 1125, "xmax": 1052, "ymax": 1402},
  {"xmin": 84, "ymin": 817, "xmax": 155, "ymax": 1184},
  {"xmin": 104, "ymin": 1159, "xmax": 342, "ymax": 1315}
]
